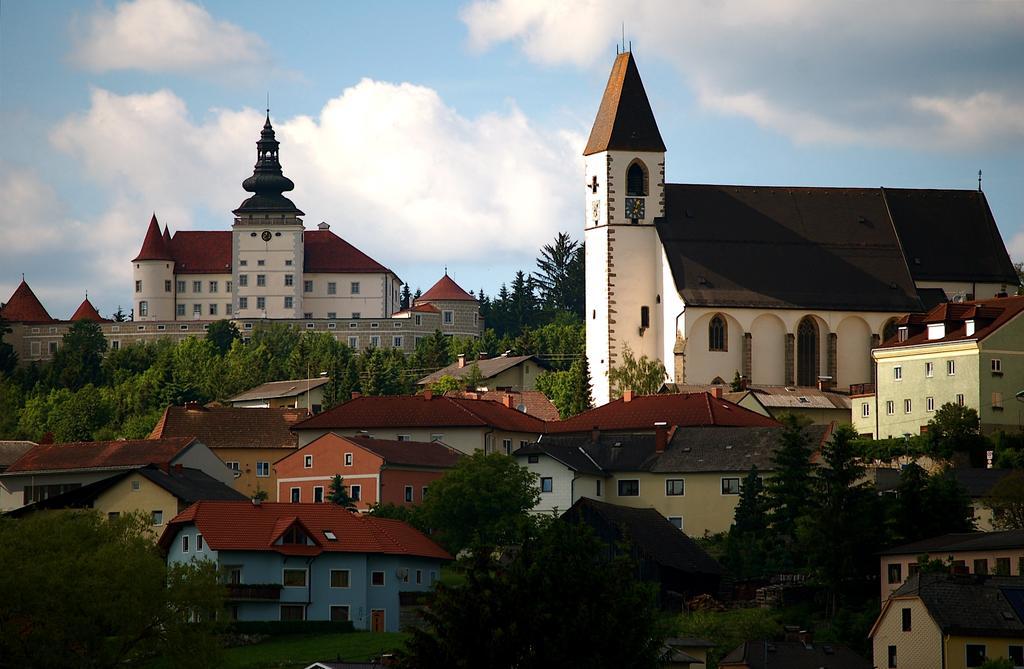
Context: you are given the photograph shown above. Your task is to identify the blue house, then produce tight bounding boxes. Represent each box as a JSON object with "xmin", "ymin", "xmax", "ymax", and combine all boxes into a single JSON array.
[{"xmin": 160, "ymin": 500, "xmax": 451, "ymax": 631}]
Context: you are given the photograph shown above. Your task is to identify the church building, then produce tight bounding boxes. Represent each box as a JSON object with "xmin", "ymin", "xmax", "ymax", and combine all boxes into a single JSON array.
[{"xmin": 584, "ymin": 52, "xmax": 1018, "ymax": 406}]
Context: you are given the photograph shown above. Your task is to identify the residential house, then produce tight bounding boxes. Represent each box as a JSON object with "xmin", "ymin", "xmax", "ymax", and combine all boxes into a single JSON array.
[
  {"xmin": 951, "ymin": 468, "xmax": 1017, "ymax": 531},
  {"xmin": 663, "ymin": 384, "xmax": 772, "ymax": 418},
  {"xmin": 516, "ymin": 423, "xmax": 833, "ymax": 536},
  {"xmin": 852, "ymin": 296, "xmax": 1024, "ymax": 439},
  {"xmin": 273, "ymin": 433, "xmax": 461, "ymax": 510},
  {"xmin": 292, "ymin": 392, "xmax": 547, "ymax": 454},
  {"xmin": 416, "ymin": 353, "xmax": 548, "ymax": 391},
  {"xmin": 227, "ymin": 377, "xmax": 331, "ymax": 412},
  {"xmin": 148, "ymin": 404, "xmax": 302, "ymax": 499},
  {"xmin": 161, "ymin": 501, "xmax": 451, "ymax": 630},
  {"xmin": 879, "ymin": 530, "xmax": 1024, "ymax": 602},
  {"xmin": 7, "ymin": 464, "xmax": 246, "ymax": 535},
  {"xmin": 719, "ymin": 640, "xmax": 870, "ymax": 669},
  {"xmin": 561, "ymin": 497, "xmax": 723, "ymax": 608},
  {"xmin": 445, "ymin": 390, "xmax": 561, "ymax": 421},
  {"xmin": 870, "ymin": 572, "xmax": 1024, "ymax": 669},
  {"xmin": 668, "ymin": 384, "xmax": 853, "ymax": 425},
  {"xmin": 0, "ymin": 441, "xmax": 34, "ymax": 474},
  {"xmin": 660, "ymin": 638, "xmax": 715, "ymax": 668},
  {"xmin": 0, "ymin": 437, "xmax": 232, "ymax": 512}
]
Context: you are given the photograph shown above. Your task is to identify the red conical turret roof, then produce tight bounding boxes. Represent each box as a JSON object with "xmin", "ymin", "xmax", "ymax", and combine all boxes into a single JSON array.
[
  {"xmin": 70, "ymin": 297, "xmax": 106, "ymax": 322},
  {"xmin": 162, "ymin": 224, "xmax": 172, "ymax": 247},
  {"xmin": 417, "ymin": 274, "xmax": 476, "ymax": 302},
  {"xmin": 0, "ymin": 280, "xmax": 53, "ymax": 323},
  {"xmin": 132, "ymin": 214, "xmax": 173, "ymax": 262}
]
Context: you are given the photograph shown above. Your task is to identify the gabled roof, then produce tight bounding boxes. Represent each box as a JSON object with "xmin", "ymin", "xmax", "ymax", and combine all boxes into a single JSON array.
[
  {"xmin": 293, "ymin": 395, "xmax": 548, "ymax": 434},
  {"xmin": 305, "ymin": 434, "xmax": 462, "ymax": 469},
  {"xmin": 879, "ymin": 295, "xmax": 1024, "ymax": 349},
  {"xmin": 548, "ymin": 392, "xmax": 779, "ymax": 433},
  {"xmin": 416, "ymin": 354, "xmax": 546, "ymax": 386},
  {"xmin": 416, "ymin": 274, "xmax": 476, "ymax": 302},
  {"xmin": 0, "ymin": 441, "xmax": 35, "ymax": 469},
  {"xmin": 227, "ymin": 378, "xmax": 332, "ymax": 403},
  {"xmin": 149, "ymin": 405, "xmax": 302, "ymax": 450},
  {"xmin": 2, "ymin": 437, "xmax": 197, "ymax": 475},
  {"xmin": 667, "ymin": 384, "xmax": 852, "ymax": 411},
  {"xmin": 69, "ymin": 297, "xmax": 106, "ymax": 322},
  {"xmin": 132, "ymin": 214, "xmax": 173, "ymax": 262},
  {"xmin": 947, "ymin": 468, "xmax": 1016, "ymax": 499},
  {"xmin": 563, "ymin": 498, "xmax": 722, "ymax": 575},
  {"xmin": 720, "ymin": 640, "xmax": 870, "ymax": 669},
  {"xmin": 159, "ymin": 501, "xmax": 452, "ymax": 560},
  {"xmin": 879, "ymin": 529, "xmax": 1024, "ymax": 556},
  {"xmin": 0, "ymin": 280, "xmax": 54, "ymax": 323},
  {"xmin": 168, "ymin": 231, "xmax": 232, "ymax": 274},
  {"xmin": 303, "ymin": 229, "xmax": 392, "ymax": 275},
  {"xmin": 886, "ymin": 573, "xmax": 1024, "ymax": 638},
  {"xmin": 657, "ymin": 185, "xmax": 923, "ymax": 312},
  {"xmin": 583, "ymin": 51, "xmax": 666, "ymax": 156},
  {"xmin": 453, "ymin": 390, "xmax": 560, "ymax": 422}
]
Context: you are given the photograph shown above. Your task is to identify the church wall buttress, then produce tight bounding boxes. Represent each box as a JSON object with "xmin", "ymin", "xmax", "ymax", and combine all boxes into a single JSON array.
[{"xmin": 785, "ymin": 333, "xmax": 795, "ymax": 386}]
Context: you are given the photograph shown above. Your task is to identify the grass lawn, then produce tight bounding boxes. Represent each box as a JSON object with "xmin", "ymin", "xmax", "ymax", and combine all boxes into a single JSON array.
[{"xmin": 218, "ymin": 631, "xmax": 408, "ymax": 669}]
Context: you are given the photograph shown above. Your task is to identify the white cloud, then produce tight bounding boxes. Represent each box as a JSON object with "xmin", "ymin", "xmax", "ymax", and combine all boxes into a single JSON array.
[
  {"xmin": 71, "ymin": 0, "xmax": 267, "ymax": 74},
  {"xmin": 461, "ymin": 0, "xmax": 1024, "ymax": 149},
  {"xmin": 0, "ymin": 163, "xmax": 66, "ymax": 254},
  {"xmin": 1007, "ymin": 232, "xmax": 1024, "ymax": 264}
]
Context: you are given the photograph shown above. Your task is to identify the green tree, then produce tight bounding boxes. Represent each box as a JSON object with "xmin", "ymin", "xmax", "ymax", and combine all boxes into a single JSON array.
[
  {"xmin": 250, "ymin": 322, "xmax": 299, "ymax": 379},
  {"xmin": 204, "ymin": 319, "xmax": 240, "ymax": 355},
  {"xmin": 418, "ymin": 452, "xmax": 539, "ymax": 553},
  {"xmin": 0, "ymin": 510, "xmax": 223, "ymax": 668},
  {"xmin": 328, "ymin": 474, "xmax": 358, "ymax": 511},
  {"xmin": 730, "ymin": 370, "xmax": 743, "ymax": 392},
  {"xmin": 430, "ymin": 375, "xmax": 462, "ymax": 394},
  {"xmin": 362, "ymin": 347, "xmax": 410, "ymax": 396},
  {"xmin": 399, "ymin": 519, "xmax": 667, "ymax": 669},
  {"xmin": 764, "ymin": 413, "xmax": 815, "ymax": 567},
  {"xmin": 460, "ymin": 362, "xmax": 484, "ymax": 391},
  {"xmin": 413, "ymin": 330, "xmax": 451, "ymax": 372},
  {"xmin": 607, "ymin": 345, "xmax": 667, "ymax": 399},
  {"xmin": 171, "ymin": 337, "xmax": 222, "ymax": 403},
  {"xmin": 0, "ymin": 314, "xmax": 16, "ymax": 376},
  {"xmin": 0, "ymin": 377, "xmax": 23, "ymax": 438},
  {"xmin": 984, "ymin": 471, "xmax": 1024, "ymax": 530},
  {"xmin": 400, "ymin": 283, "xmax": 412, "ymax": 310},
  {"xmin": 891, "ymin": 463, "xmax": 975, "ymax": 543},
  {"xmin": 533, "ymin": 232, "xmax": 584, "ymax": 317},
  {"xmin": 50, "ymin": 320, "xmax": 108, "ymax": 390},
  {"xmin": 927, "ymin": 402, "xmax": 988, "ymax": 465},
  {"xmin": 724, "ymin": 466, "xmax": 771, "ymax": 580},
  {"xmin": 112, "ymin": 305, "xmax": 128, "ymax": 322},
  {"xmin": 535, "ymin": 356, "xmax": 593, "ymax": 419}
]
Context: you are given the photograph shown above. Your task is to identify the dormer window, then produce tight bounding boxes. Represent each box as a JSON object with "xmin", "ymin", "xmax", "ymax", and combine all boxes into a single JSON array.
[
  {"xmin": 927, "ymin": 323, "xmax": 945, "ymax": 340},
  {"xmin": 281, "ymin": 526, "xmax": 308, "ymax": 545},
  {"xmin": 897, "ymin": 327, "xmax": 908, "ymax": 342},
  {"xmin": 323, "ymin": 530, "xmax": 337, "ymax": 541},
  {"xmin": 965, "ymin": 320, "xmax": 975, "ymax": 336}
]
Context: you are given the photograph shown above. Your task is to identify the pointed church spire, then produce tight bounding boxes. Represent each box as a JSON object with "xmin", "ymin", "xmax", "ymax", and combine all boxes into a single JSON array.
[
  {"xmin": 233, "ymin": 113, "xmax": 304, "ymax": 216},
  {"xmin": 162, "ymin": 224, "xmax": 172, "ymax": 247},
  {"xmin": 133, "ymin": 214, "xmax": 173, "ymax": 261},
  {"xmin": 583, "ymin": 51, "xmax": 666, "ymax": 156}
]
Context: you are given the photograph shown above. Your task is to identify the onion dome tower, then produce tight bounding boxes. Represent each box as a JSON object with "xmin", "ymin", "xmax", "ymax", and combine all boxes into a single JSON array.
[{"xmin": 233, "ymin": 113, "xmax": 304, "ymax": 218}]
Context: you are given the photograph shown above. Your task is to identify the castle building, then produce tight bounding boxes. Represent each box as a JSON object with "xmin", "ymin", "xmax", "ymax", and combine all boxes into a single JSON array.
[{"xmin": 584, "ymin": 51, "xmax": 1019, "ymax": 406}]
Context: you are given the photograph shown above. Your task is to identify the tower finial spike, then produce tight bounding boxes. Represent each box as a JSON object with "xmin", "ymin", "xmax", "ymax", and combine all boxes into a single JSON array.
[
  {"xmin": 622, "ymin": 22, "xmax": 625, "ymax": 52},
  {"xmin": 266, "ymin": 92, "xmax": 270, "ymax": 117},
  {"xmin": 978, "ymin": 169, "xmax": 983, "ymax": 192}
]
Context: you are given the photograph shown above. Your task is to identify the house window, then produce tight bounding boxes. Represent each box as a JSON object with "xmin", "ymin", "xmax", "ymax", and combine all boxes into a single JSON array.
[
  {"xmin": 284, "ymin": 296, "xmax": 296, "ymax": 310},
  {"xmin": 350, "ymin": 282, "xmax": 360, "ymax": 294},
  {"xmin": 284, "ymin": 274, "xmax": 294, "ymax": 287},
  {"xmin": 1009, "ymin": 645, "xmax": 1023, "ymax": 667},
  {"xmin": 894, "ymin": 366, "xmax": 902, "ymax": 380},
  {"xmin": 48, "ymin": 341, "xmax": 58, "ymax": 355},
  {"xmin": 904, "ymin": 399, "xmax": 912, "ymax": 414},
  {"xmin": 925, "ymin": 361, "xmax": 934, "ymax": 377},
  {"xmin": 111, "ymin": 340, "xmax": 120, "ymax": 350},
  {"xmin": 956, "ymin": 394, "xmax": 965, "ymax": 406},
  {"xmin": 351, "ymin": 313, "xmax": 360, "ymax": 320},
  {"xmin": 886, "ymin": 400, "xmax": 895, "ymax": 415},
  {"xmin": 415, "ymin": 314, "xmax": 422, "ymax": 326},
  {"xmin": 256, "ymin": 297, "xmax": 266, "ymax": 310},
  {"xmin": 888, "ymin": 563, "xmax": 902, "ymax": 584},
  {"xmin": 431, "ymin": 434, "xmax": 443, "ymax": 442},
  {"xmin": 331, "ymin": 570, "xmax": 351, "ymax": 588},
  {"xmin": 947, "ymin": 359, "xmax": 956, "ymax": 375},
  {"xmin": 313, "ymin": 486, "xmax": 324, "ymax": 503},
  {"xmin": 540, "ymin": 477, "xmax": 553, "ymax": 493},
  {"xmin": 209, "ymin": 281, "xmax": 218, "ymax": 293},
  {"xmin": 283, "ymin": 569, "xmax": 307, "ymax": 587},
  {"xmin": 131, "ymin": 479, "xmax": 141, "ymax": 492},
  {"xmin": 405, "ymin": 485, "xmax": 414, "ymax": 502},
  {"xmin": 135, "ymin": 280, "xmax": 142, "ymax": 293},
  {"xmin": 290, "ymin": 488, "xmax": 300, "ymax": 503},
  {"xmin": 974, "ymin": 558, "xmax": 988, "ymax": 574},
  {"xmin": 256, "ymin": 275, "xmax": 266, "ymax": 287},
  {"xmin": 704, "ymin": 315, "xmax": 726, "ymax": 351},
  {"xmin": 640, "ymin": 305, "xmax": 650, "ymax": 330},
  {"xmin": 225, "ymin": 461, "xmax": 240, "ymax": 472},
  {"xmin": 370, "ymin": 336, "xmax": 380, "ymax": 347},
  {"xmin": 888, "ymin": 645, "xmax": 896, "ymax": 668},
  {"xmin": 196, "ymin": 534, "xmax": 203, "ymax": 551},
  {"xmin": 397, "ymin": 435, "xmax": 411, "ymax": 442},
  {"xmin": 901, "ymin": 607, "xmax": 911, "ymax": 631},
  {"xmin": 996, "ymin": 557, "xmax": 1011, "ymax": 575},
  {"xmin": 181, "ymin": 535, "xmax": 189, "ymax": 553},
  {"xmin": 152, "ymin": 510, "xmax": 163, "ymax": 525},
  {"xmin": 30, "ymin": 341, "xmax": 40, "ymax": 357},
  {"xmin": 239, "ymin": 274, "xmax": 248, "ymax": 287},
  {"xmin": 966, "ymin": 644, "xmax": 987, "ymax": 668},
  {"xmin": 348, "ymin": 336, "xmax": 358, "ymax": 348},
  {"xmin": 422, "ymin": 486, "xmax": 429, "ymax": 499},
  {"xmin": 239, "ymin": 297, "xmax": 248, "ymax": 310},
  {"xmin": 861, "ymin": 403, "xmax": 870, "ymax": 418},
  {"xmin": 280, "ymin": 605, "xmax": 305, "ymax": 621},
  {"xmin": 327, "ymin": 282, "xmax": 337, "ymax": 295},
  {"xmin": 721, "ymin": 478, "xmax": 741, "ymax": 495},
  {"xmin": 993, "ymin": 392, "xmax": 1004, "ymax": 409},
  {"xmin": 416, "ymin": 569, "xmax": 423, "ymax": 584},
  {"xmin": 667, "ymin": 516, "xmax": 683, "ymax": 530},
  {"xmin": 927, "ymin": 396, "xmax": 935, "ymax": 412},
  {"xmin": 330, "ymin": 606, "xmax": 350, "ymax": 622},
  {"xmin": 443, "ymin": 310, "xmax": 454, "ymax": 325},
  {"xmin": 527, "ymin": 454, "xmax": 539, "ymax": 464},
  {"xmin": 393, "ymin": 336, "xmax": 403, "ymax": 348},
  {"xmin": 665, "ymin": 479, "xmax": 685, "ymax": 496},
  {"xmin": 284, "ymin": 259, "xmax": 292, "ymax": 266},
  {"xmin": 209, "ymin": 304, "xmax": 218, "ymax": 316},
  {"xmin": 344, "ymin": 453, "xmax": 353, "ymax": 466},
  {"xmin": 304, "ymin": 454, "xmax": 313, "ymax": 469},
  {"xmin": 992, "ymin": 358, "xmax": 1003, "ymax": 373},
  {"xmin": 596, "ymin": 480, "xmax": 602, "ymax": 496},
  {"xmin": 192, "ymin": 280, "xmax": 202, "ymax": 293},
  {"xmin": 139, "ymin": 301, "xmax": 149, "ymax": 316},
  {"xmin": 177, "ymin": 304, "xmax": 186, "ymax": 316},
  {"xmin": 502, "ymin": 438, "xmax": 513, "ymax": 455},
  {"xmin": 257, "ymin": 461, "xmax": 269, "ymax": 477},
  {"xmin": 350, "ymin": 485, "xmax": 361, "ymax": 501},
  {"xmin": 193, "ymin": 304, "xmax": 202, "ymax": 315},
  {"xmin": 618, "ymin": 480, "xmax": 639, "ymax": 496},
  {"xmin": 371, "ymin": 571, "xmax": 385, "ymax": 586},
  {"xmin": 177, "ymin": 280, "xmax": 186, "ymax": 292},
  {"xmin": 304, "ymin": 280, "xmax": 313, "ymax": 293},
  {"xmin": 164, "ymin": 280, "xmax": 172, "ymax": 292},
  {"xmin": 226, "ymin": 281, "xmax": 232, "ymax": 293}
]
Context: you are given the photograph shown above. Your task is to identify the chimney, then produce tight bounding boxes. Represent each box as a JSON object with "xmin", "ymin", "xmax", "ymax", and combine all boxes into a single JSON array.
[
  {"xmin": 477, "ymin": 352, "xmax": 489, "ymax": 360},
  {"xmin": 318, "ymin": 221, "xmax": 330, "ymax": 230},
  {"xmin": 817, "ymin": 377, "xmax": 833, "ymax": 391},
  {"xmin": 252, "ymin": 496, "xmax": 262, "ymax": 506},
  {"xmin": 591, "ymin": 426, "xmax": 600, "ymax": 444},
  {"xmin": 350, "ymin": 391, "xmax": 361, "ymax": 400},
  {"xmin": 623, "ymin": 389, "xmax": 633, "ymax": 402},
  {"xmin": 502, "ymin": 393, "xmax": 514, "ymax": 408},
  {"xmin": 709, "ymin": 387, "xmax": 723, "ymax": 399},
  {"xmin": 184, "ymin": 400, "xmax": 204, "ymax": 412},
  {"xmin": 423, "ymin": 389, "xmax": 433, "ymax": 401},
  {"xmin": 457, "ymin": 354, "xmax": 466, "ymax": 369},
  {"xmin": 654, "ymin": 422, "xmax": 668, "ymax": 453}
]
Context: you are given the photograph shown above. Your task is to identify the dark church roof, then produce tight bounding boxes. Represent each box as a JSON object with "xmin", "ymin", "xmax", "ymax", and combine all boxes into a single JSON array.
[
  {"xmin": 583, "ymin": 51, "xmax": 665, "ymax": 156},
  {"xmin": 656, "ymin": 185, "xmax": 924, "ymax": 312}
]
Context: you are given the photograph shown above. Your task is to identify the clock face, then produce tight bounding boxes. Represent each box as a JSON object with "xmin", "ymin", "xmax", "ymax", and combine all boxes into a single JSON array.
[
  {"xmin": 261, "ymin": 230, "xmax": 272, "ymax": 242},
  {"xmin": 625, "ymin": 197, "xmax": 645, "ymax": 221}
]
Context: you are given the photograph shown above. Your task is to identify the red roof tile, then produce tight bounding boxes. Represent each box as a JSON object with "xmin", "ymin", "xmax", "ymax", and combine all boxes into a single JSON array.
[
  {"xmin": 169, "ymin": 231, "xmax": 232, "ymax": 274},
  {"xmin": 0, "ymin": 280, "xmax": 53, "ymax": 323},
  {"xmin": 133, "ymin": 215, "xmax": 174, "ymax": 262},
  {"xmin": 417, "ymin": 274, "xmax": 476, "ymax": 302},
  {"xmin": 159, "ymin": 501, "xmax": 451, "ymax": 560},
  {"xmin": 162, "ymin": 225, "xmax": 172, "ymax": 246},
  {"xmin": 450, "ymin": 390, "xmax": 561, "ymax": 422},
  {"xmin": 548, "ymin": 392, "xmax": 780, "ymax": 433},
  {"xmin": 149, "ymin": 405, "xmax": 302, "ymax": 450},
  {"xmin": 393, "ymin": 302, "xmax": 440, "ymax": 316},
  {"xmin": 293, "ymin": 395, "xmax": 548, "ymax": 433},
  {"xmin": 69, "ymin": 298, "xmax": 106, "ymax": 322},
  {"xmin": 303, "ymin": 229, "xmax": 391, "ymax": 274},
  {"xmin": 309, "ymin": 434, "xmax": 463, "ymax": 468},
  {"xmin": 881, "ymin": 295, "xmax": 1024, "ymax": 348},
  {"xmin": 4, "ymin": 437, "xmax": 197, "ymax": 474}
]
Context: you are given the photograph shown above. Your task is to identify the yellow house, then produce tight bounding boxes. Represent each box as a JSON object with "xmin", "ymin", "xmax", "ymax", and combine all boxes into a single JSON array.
[
  {"xmin": 870, "ymin": 572, "xmax": 1024, "ymax": 669},
  {"xmin": 227, "ymin": 377, "xmax": 331, "ymax": 412},
  {"xmin": 416, "ymin": 353, "xmax": 548, "ymax": 392},
  {"xmin": 853, "ymin": 296, "xmax": 1024, "ymax": 440}
]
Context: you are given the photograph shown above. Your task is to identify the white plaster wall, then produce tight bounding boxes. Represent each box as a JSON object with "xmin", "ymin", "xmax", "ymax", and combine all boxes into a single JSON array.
[
  {"xmin": 586, "ymin": 222, "xmax": 611, "ymax": 405},
  {"xmin": 750, "ymin": 313, "xmax": 787, "ymax": 385},
  {"xmin": 174, "ymin": 272, "xmax": 233, "ymax": 320},
  {"xmin": 302, "ymin": 272, "xmax": 399, "ymax": 319},
  {"xmin": 133, "ymin": 260, "xmax": 175, "ymax": 321},
  {"xmin": 836, "ymin": 316, "xmax": 873, "ymax": 389},
  {"xmin": 233, "ymin": 220, "xmax": 303, "ymax": 319},
  {"xmin": 658, "ymin": 250, "xmax": 687, "ymax": 385},
  {"xmin": 684, "ymin": 311, "xmax": 744, "ymax": 385}
]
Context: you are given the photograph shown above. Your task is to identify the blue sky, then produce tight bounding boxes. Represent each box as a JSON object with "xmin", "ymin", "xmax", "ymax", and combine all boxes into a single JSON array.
[{"xmin": 2, "ymin": 0, "xmax": 1022, "ymax": 318}]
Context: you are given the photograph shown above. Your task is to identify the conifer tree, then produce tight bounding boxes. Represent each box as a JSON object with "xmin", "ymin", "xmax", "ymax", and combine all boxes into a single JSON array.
[{"xmin": 764, "ymin": 413, "xmax": 814, "ymax": 569}]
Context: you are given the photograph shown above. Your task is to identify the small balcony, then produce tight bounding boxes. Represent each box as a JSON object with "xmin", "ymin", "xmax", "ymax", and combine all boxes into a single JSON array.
[
  {"xmin": 225, "ymin": 583, "xmax": 282, "ymax": 601},
  {"xmin": 849, "ymin": 383, "xmax": 875, "ymax": 397}
]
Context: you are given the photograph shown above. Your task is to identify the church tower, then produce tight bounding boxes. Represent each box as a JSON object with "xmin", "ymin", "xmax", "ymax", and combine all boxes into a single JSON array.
[
  {"xmin": 584, "ymin": 51, "xmax": 666, "ymax": 405},
  {"xmin": 232, "ymin": 114, "xmax": 305, "ymax": 319}
]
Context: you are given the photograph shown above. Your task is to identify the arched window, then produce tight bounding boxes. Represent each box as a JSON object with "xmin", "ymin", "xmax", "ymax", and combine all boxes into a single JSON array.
[
  {"xmin": 708, "ymin": 315, "xmax": 727, "ymax": 351},
  {"xmin": 627, "ymin": 162, "xmax": 646, "ymax": 196},
  {"xmin": 797, "ymin": 317, "xmax": 819, "ymax": 386}
]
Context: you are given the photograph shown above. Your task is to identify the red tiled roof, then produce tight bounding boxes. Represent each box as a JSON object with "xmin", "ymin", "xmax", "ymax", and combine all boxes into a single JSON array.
[
  {"xmin": 149, "ymin": 405, "xmax": 302, "ymax": 450},
  {"xmin": 162, "ymin": 225, "xmax": 172, "ymax": 246},
  {"xmin": 417, "ymin": 274, "xmax": 476, "ymax": 302},
  {"xmin": 4, "ymin": 437, "xmax": 197, "ymax": 474},
  {"xmin": 881, "ymin": 295, "xmax": 1024, "ymax": 348},
  {"xmin": 466, "ymin": 390, "xmax": 561, "ymax": 422},
  {"xmin": 0, "ymin": 280, "xmax": 53, "ymax": 323},
  {"xmin": 133, "ymin": 214, "xmax": 174, "ymax": 262},
  {"xmin": 548, "ymin": 392, "xmax": 780, "ymax": 433},
  {"xmin": 339, "ymin": 435, "xmax": 462, "ymax": 468},
  {"xmin": 169, "ymin": 231, "xmax": 232, "ymax": 274},
  {"xmin": 159, "ymin": 501, "xmax": 452, "ymax": 560},
  {"xmin": 393, "ymin": 302, "xmax": 441, "ymax": 316},
  {"xmin": 293, "ymin": 395, "xmax": 548, "ymax": 433},
  {"xmin": 303, "ymin": 230, "xmax": 391, "ymax": 274},
  {"xmin": 69, "ymin": 298, "xmax": 107, "ymax": 322}
]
